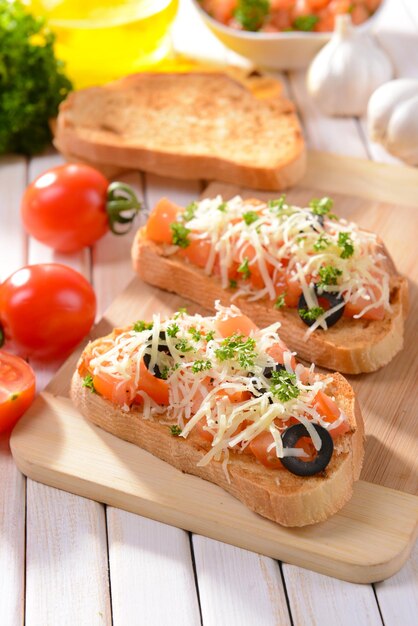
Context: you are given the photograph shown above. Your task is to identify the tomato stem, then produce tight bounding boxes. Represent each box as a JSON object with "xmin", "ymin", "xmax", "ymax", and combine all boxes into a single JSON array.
[{"xmin": 106, "ymin": 182, "xmax": 142, "ymax": 235}]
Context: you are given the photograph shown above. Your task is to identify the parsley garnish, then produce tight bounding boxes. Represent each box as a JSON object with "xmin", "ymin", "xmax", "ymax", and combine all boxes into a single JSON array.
[
  {"xmin": 175, "ymin": 338, "xmax": 193, "ymax": 353},
  {"xmin": 133, "ymin": 320, "xmax": 153, "ymax": 332},
  {"xmin": 309, "ymin": 197, "xmax": 336, "ymax": 219},
  {"xmin": 298, "ymin": 306, "xmax": 325, "ymax": 322},
  {"xmin": 170, "ymin": 222, "xmax": 190, "ymax": 248},
  {"xmin": 313, "ymin": 233, "xmax": 330, "ymax": 252},
  {"xmin": 242, "ymin": 210, "xmax": 259, "ymax": 226},
  {"xmin": 82, "ymin": 374, "xmax": 96, "ymax": 393},
  {"xmin": 234, "ymin": 0, "xmax": 269, "ymax": 31},
  {"xmin": 188, "ymin": 326, "xmax": 202, "ymax": 341},
  {"xmin": 274, "ymin": 293, "xmax": 286, "ymax": 309},
  {"xmin": 192, "ymin": 359, "xmax": 212, "ymax": 373},
  {"xmin": 174, "ymin": 307, "xmax": 187, "ymax": 319},
  {"xmin": 169, "ymin": 425, "xmax": 182, "ymax": 436},
  {"xmin": 317, "ymin": 265, "xmax": 343, "ymax": 288},
  {"xmin": 217, "ymin": 202, "xmax": 227, "ymax": 212},
  {"xmin": 238, "ymin": 257, "xmax": 251, "ymax": 280},
  {"xmin": 229, "ymin": 279, "xmax": 238, "ymax": 289},
  {"xmin": 268, "ymin": 196, "xmax": 286, "ymax": 211},
  {"xmin": 338, "ymin": 232, "xmax": 354, "ymax": 259},
  {"xmin": 205, "ymin": 330, "xmax": 215, "ymax": 342},
  {"xmin": 183, "ymin": 202, "xmax": 197, "ymax": 222},
  {"xmin": 160, "ymin": 367, "xmax": 170, "ymax": 380},
  {"xmin": 293, "ymin": 14, "xmax": 319, "ymax": 31},
  {"xmin": 166, "ymin": 323, "xmax": 180, "ymax": 337},
  {"xmin": 270, "ymin": 370, "xmax": 300, "ymax": 403},
  {"xmin": 215, "ymin": 333, "xmax": 257, "ymax": 369}
]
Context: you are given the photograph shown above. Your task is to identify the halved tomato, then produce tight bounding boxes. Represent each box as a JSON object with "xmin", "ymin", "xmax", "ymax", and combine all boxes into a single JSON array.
[{"xmin": 0, "ymin": 351, "xmax": 35, "ymax": 434}]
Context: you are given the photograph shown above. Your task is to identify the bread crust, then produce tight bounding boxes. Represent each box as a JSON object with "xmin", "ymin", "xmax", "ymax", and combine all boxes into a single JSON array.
[
  {"xmin": 54, "ymin": 72, "xmax": 306, "ymax": 191},
  {"xmin": 71, "ymin": 369, "xmax": 364, "ymax": 527},
  {"xmin": 132, "ymin": 229, "xmax": 408, "ymax": 374}
]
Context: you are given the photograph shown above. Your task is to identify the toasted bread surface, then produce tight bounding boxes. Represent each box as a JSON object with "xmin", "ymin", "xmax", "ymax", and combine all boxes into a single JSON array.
[
  {"xmin": 71, "ymin": 369, "xmax": 364, "ymax": 527},
  {"xmin": 54, "ymin": 72, "xmax": 306, "ymax": 191},
  {"xmin": 132, "ymin": 230, "xmax": 408, "ymax": 374}
]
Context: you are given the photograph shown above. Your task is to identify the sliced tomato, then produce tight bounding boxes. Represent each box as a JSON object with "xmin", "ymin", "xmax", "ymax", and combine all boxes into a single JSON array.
[
  {"xmin": 0, "ymin": 351, "xmax": 35, "ymax": 434},
  {"xmin": 215, "ymin": 313, "xmax": 258, "ymax": 338},
  {"xmin": 249, "ymin": 431, "xmax": 284, "ymax": 470},
  {"xmin": 313, "ymin": 390, "xmax": 350, "ymax": 438},
  {"xmin": 146, "ymin": 198, "xmax": 182, "ymax": 244},
  {"xmin": 180, "ymin": 239, "xmax": 212, "ymax": 268}
]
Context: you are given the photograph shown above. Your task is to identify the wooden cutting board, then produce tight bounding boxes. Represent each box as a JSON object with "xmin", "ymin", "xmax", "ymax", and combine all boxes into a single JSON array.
[{"xmin": 10, "ymin": 153, "xmax": 418, "ymax": 583}]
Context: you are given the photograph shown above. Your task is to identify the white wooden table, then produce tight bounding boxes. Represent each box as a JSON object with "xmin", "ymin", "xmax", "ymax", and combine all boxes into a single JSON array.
[{"xmin": 1, "ymin": 0, "xmax": 417, "ymax": 624}]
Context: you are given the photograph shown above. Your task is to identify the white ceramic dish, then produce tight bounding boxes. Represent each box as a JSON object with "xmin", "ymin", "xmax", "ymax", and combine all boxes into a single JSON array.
[{"xmin": 192, "ymin": 0, "xmax": 386, "ymax": 70}]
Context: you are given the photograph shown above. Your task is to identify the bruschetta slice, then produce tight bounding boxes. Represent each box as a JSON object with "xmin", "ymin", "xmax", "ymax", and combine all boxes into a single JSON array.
[
  {"xmin": 132, "ymin": 195, "xmax": 408, "ymax": 373},
  {"xmin": 71, "ymin": 304, "xmax": 364, "ymax": 527}
]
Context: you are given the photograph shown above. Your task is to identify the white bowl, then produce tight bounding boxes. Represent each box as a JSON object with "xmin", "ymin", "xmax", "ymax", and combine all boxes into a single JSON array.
[{"xmin": 192, "ymin": 1, "xmax": 385, "ymax": 70}]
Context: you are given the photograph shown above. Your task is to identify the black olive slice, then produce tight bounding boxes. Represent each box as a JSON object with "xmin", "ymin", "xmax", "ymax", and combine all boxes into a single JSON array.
[
  {"xmin": 298, "ymin": 289, "xmax": 345, "ymax": 328},
  {"xmin": 310, "ymin": 213, "xmax": 325, "ymax": 232},
  {"xmin": 143, "ymin": 331, "xmax": 170, "ymax": 378},
  {"xmin": 262, "ymin": 363, "xmax": 285, "ymax": 379},
  {"xmin": 281, "ymin": 424, "xmax": 333, "ymax": 476}
]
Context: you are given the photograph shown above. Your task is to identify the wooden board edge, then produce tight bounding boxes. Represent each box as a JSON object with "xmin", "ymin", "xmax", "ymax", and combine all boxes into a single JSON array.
[
  {"xmin": 303, "ymin": 152, "xmax": 418, "ymax": 207},
  {"xmin": 10, "ymin": 393, "xmax": 418, "ymax": 585}
]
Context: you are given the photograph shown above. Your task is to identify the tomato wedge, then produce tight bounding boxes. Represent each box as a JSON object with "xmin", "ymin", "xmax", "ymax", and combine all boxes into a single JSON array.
[
  {"xmin": 0, "ymin": 351, "xmax": 35, "ymax": 434},
  {"xmin": 146, "ymin": 198, "xmax": 182, "ymax": 244}
]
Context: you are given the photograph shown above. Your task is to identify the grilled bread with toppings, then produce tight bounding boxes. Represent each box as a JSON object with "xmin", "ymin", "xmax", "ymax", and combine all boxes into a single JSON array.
[
  {"xmin": 71, "ymin": 304, "xmax": 364, "ymax": 527},
  {"xmin": 132, "ymin": 195, "xmax": 408, "ymax": 373}
]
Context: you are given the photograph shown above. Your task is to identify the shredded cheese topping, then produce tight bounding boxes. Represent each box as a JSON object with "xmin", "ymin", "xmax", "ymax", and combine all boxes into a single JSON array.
[
  {"xmin": 85, "ymin": 303, "xmax": 349, "ymax": 473},
  {"xmin": 164, "ymin": 195, "xmax": 391, "ymax": 337}
]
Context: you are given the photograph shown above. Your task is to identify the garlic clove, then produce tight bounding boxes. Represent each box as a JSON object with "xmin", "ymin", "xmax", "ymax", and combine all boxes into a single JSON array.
[
  {"xmin": 368, "ymin": 79, "xmax": 418, "ymax": 144},
  {"xmin": 307, "ymin": 14, "xmax": 393, "ymax": 118},
  {"xmin": 386, "ymin": 95, "xmax": 418, "ymax": 166}
]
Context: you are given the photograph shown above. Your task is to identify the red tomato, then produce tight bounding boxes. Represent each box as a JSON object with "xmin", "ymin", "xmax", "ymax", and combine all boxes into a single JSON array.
[
  {"xmin": 146, "ymin": 198, "xmax": 182, "ymax": 244},
  {"xmin": 215, "ymin": 313, "xmax": 258, "ymax": 338},
  {"xmin": 313, "ymin": 390, "xmax": 350, "ymax": 438},
  {"xmin": 249, "ymin": 431, "xmax": 284, "ymax": 469},
  {"xmin": 0, "ymin": 264, "xmax": 96, "ymax": 362},
  {"xmin": 180, "ymin": 239, "xmax": 212, "ymax": 268},
  {"xmin": 21, "ymin": 165, "xmax": 109, "ymax": 252},
  {"xmin": 0, "ymin": 351, "xmax": 35, "ymax": 434}
]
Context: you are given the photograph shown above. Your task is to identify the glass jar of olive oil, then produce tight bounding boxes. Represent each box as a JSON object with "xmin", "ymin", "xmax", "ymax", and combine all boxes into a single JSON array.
[{"xmin": 29, "ymin": 0, "xmax": 179, "ymax": 88}]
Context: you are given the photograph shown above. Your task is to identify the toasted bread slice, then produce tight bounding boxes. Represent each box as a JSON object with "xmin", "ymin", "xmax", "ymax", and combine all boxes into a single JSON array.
[
  {"xmin": 54, "ymin": 72, "xmax": 306, "ymax": 191},
  {"xmin": 132, "ymin": 229, "xmax": 408, "ymax": 374},
  {"xmin": 71, "ymin": 369, "xmax": 364, "ymax": 527}
]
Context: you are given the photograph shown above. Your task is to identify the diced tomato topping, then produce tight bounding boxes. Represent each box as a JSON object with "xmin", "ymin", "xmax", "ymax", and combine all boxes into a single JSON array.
[
  {"xmin": 146, "ymin": 198, "xmax": 182, "ymax": 244},
  {"xmin": 217, "ymin": 389, "xmax": 252, "ymax": 403},
  {"xmin": 343, "ymin": 296, "xmax": 385, "ymax": 321},
  {"xmin": 267, "ymin": 340, "xmax": 297, "ymax": 370},
  {"xmin": 275, "ymin": 275, "xmax": 303, "ymax": 308},
  {"xmin": 313, "ymin": 390, "xmax": 350, "ymax": 438},
  {"xmin": 193, "ymin": 417, "xmax": 214, "ymax": 443},
  {"xmin": 215, "ymin": 313, "xmax": 258, "ymax": 338},
  {"xmin": 180, "ymin": 239, "xmax": 212, "ymax": 268},
  {"xmin": 249, "ymin": 431, "xmax": 284, "ymax": 470}
]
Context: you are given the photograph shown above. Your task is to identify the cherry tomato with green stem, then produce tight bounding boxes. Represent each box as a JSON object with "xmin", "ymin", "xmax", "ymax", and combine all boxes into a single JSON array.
[
  {"xmin": 0, "ymin": 264, "xmax": 96, "ymax": 362},
  {"xmin": 21, "ymin": 164, "xmax": 142, "ymax": 252}
]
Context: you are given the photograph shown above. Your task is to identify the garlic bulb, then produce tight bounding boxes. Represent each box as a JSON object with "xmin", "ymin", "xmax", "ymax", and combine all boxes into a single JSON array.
[
  {"xmin": 368, "ymin": 79, "xmax": 418, "ymax": 166},
  {"xmin": 307, "ymin": 14, "xmax": 393, "ymax": 117}
]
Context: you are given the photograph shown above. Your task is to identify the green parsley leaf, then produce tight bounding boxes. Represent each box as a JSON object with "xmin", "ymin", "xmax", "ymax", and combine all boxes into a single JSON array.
[
  {"xmin": 274, "ymin": 293, "xmax": 286, "ymax": 309},
  {"xmin": 169, "ymin": 425, "xmax": 182, "ymax": 436},
  {"xmin": 293, "ymin": 14, "xmax": 319, "ymax": 31},
  {"xmin": 166, "ymin": 323, "xmax": 180, "ymax": 338},
  {"xmin": 205, "ymin": 330, "xmax": 215, "ymax": 342},
  {"xmin": 188, "ymin": 326, "xmax": 202, "ymax": 341},
  {"xmin": 217, "ymin": 202, "xmax": 228, "ymax": 212},
  {"xmin": 192, "ymin": 359, "xmax": 212, "ymax": 373},
  {"xmin": 338, "ymin": 232, "xmax": 355, "ymax": 259},
  {"xmin": 170, "ymin": 222, "xmax": 190, "ymax": 248},
  {"xmin": 215, "ymin": 333, "xmax": 257, "ymax": 369},
  {"xmin": 174, "ymin": 307, "xmax": 187, "ymax": 319},
  {"xmin": 229, "ymin": 279, "xmax": 238, "ymax": 289},
  {"xmin": 234, "ymin": 0, "xmax": 269, "ymax": 31},
  {"xmin": 242, "ymin": 210, "xmax": 259, "ymax": 226},
  {"xmin": 317, "ymin": 265, "xmax": 343, "ymax": 288},
  {"xmin": 309, "ymin": 197, "xmax": 336, "ymax": 219},
  {"xmin": 268, "ymin": 196, "xmax": 286, "ymax": 211},
  {"xmin": 298, "ymin": 306, "xmax": 325, "ymax": 322},
  {"xmin": 183, "ymin": 202, "xmax": 198, "ymax": 222},
  {"xmin": 82, "ymin": 374, "xmax": 96, "ymax": 393},
  {"xmin": 270, "ymin": 370, "xmax": 300, "ymax": 403},
  {"xmin": 313, "ymin": 233, "xmax": 331, "ymax": 252},
  {"xmin": 133, "ymin": 320, "xmax": 153, "ymax": 332},
  {"xmin": 160, "ymin": 367, "xmax": 170, "ymax": 380},
  {"xmin": 238, "ymin": 257, "xmax": 251, "ymax": 280},
  {"xmin": 175, "ymin": 338, "xmax": 193, "ymax": 353}
]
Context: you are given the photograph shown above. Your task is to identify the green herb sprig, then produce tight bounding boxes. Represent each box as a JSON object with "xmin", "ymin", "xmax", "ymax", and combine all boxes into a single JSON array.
[
  {"xmin": 238, "ymin": 257, "xmax": 251, "ymax": 280},
  {"xmin": 338, "ymin": 232, "xmax": 355, "ymax": 259},
  {"xmin": 170, "ymin": 222, "xmax": 190, "ymax": 248},
  {"xmin": 82, "ymin": 374, "xmax": 96, "ymax": 393},
  {"xmin": 215, "ymin": 333, "xmax": 257, "ymax": 369},
  {"xmin": 317, "ymin": 266, "xmax": 343, "ymax": 288},
  {"xmin": 270, "ymin": 370, "xmax": 300, "ymax": 403},
  {"xmin": 234, "ymin": 0, "xmax": 269, "ymax": 31},
  {"xmin": 298, "ymin": 307, "xmax": 325, "ymax": 322}
]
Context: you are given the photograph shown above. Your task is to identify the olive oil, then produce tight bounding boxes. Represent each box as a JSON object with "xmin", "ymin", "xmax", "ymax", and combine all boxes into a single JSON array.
[{"xmin": 29, "ymin": 0, "xmax": 179, "ymax": 88}]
